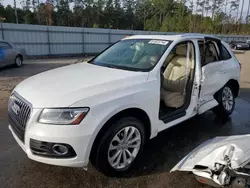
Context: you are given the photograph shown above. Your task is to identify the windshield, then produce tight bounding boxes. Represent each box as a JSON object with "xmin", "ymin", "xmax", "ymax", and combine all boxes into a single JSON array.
[{"xmin": 90, "ymin": 39, "xmax": 171, "ymax": 71}]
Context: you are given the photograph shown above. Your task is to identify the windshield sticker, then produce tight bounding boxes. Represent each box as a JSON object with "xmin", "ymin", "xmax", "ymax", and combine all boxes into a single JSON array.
[{"xmin": 148, "ymin": 40, "xmax": 169, "ymax": 45}]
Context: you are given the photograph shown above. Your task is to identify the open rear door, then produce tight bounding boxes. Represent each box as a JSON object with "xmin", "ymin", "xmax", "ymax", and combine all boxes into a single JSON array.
[{"xmin": 198, "ymin": 37, "xmax": 224, "ymax": 114}]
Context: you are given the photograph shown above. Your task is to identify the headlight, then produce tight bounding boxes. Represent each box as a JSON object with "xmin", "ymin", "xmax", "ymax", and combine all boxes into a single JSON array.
[{"xmin": 38, "ymin": 108, "xmax": 89, "ymax": 125}]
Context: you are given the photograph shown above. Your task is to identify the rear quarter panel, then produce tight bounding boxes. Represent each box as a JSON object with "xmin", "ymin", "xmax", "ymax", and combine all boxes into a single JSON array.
[
  {"xmin": 19, "ymin": 48, "xmax": 28, "ymax": 59},
  {"xmin": 223, "ymin": 42, "xmax": 241, "ymax": 84}
]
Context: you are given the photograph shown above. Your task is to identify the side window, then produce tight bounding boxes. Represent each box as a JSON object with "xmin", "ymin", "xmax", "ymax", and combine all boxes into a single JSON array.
[
  {"xmin": 0, "ymin": 42, "xmax": 12, "ymax": 50},
  {"xmin": 220, "ymin": 44, "xmax": 232, "ymax": 60},
  {"xmin": 199, "ymin": 41, "xmax": 219, "ymax": 66}
]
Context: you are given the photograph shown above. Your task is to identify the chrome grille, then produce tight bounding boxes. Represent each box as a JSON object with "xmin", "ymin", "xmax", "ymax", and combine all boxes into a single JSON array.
[{"xmin": 8, "ymin": 92, "xmax": 32, "ymax": 142}]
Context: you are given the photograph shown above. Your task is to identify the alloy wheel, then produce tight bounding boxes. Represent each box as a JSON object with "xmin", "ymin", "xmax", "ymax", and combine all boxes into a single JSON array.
[
  {"xmin": 222, "ymin": 86, "xmax": 233, "ymax": 112},
  {"xmin": 107, "ymin": 126, "xmax": 141, "ymax": 169},
  {"xmin": 15, "ymin": 57, "xmax": 22, "ymax": 66}
]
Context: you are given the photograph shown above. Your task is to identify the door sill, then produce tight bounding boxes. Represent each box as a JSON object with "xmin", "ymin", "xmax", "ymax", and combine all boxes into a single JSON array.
[
  {"xmin": 198, "ymin": 99, "xmax": 218, "ymax": 115},
  {"xmin": 160, "ymin": 111, "xmax": 186, "ymax": 124}
]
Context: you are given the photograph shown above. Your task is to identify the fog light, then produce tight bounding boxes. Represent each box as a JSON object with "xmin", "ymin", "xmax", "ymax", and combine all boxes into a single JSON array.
[
  {"xmin": 30, "ymin": 139, "xmax": 76, "ymax": 158},
  {"xmin": 52, "ymin": 144, "xmax": 69, "ymax": 155}
]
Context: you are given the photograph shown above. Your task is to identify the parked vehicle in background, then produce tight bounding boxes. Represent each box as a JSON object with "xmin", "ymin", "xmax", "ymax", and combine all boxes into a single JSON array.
[
  {"xmin": 246, "ymin": 39, "xmax": 250, "ymax": 47},
  {"xmin": 229, "ymin": 41, "xmax": 250, "ymax": 50},
  {"xmin": 8, "ymin": 34, "xmax": 240, "ymax": 176},
  {"xmin": 0, "ymin": 40, "xmax": 27, "ymax": 68}
]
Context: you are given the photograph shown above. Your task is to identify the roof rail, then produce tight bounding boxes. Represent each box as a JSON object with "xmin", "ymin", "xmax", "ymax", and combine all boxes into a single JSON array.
[{"xmin": 179, "ymin": 33, "xmax": 218, "ymax": 38}]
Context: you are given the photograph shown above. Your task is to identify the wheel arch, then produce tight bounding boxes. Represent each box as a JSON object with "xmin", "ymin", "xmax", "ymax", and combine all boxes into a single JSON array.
[
  {"xmin": 16, "ymin": 54, "xmax": 23, "ymax": 61},
  {"xmin": 227, "ymin": 79, "xmax": 240, "ymax": 97},
  {"xmin": 89, "ymin": 107, "xmax": 151, "ymax": 163},
  {"xmin": 214, "ymin": 79, "xmax": 239, "ymax": 100}
]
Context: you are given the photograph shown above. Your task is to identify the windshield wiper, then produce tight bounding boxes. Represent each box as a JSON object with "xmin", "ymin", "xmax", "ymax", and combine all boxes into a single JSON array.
[
  {"xmin": 104, "ymin": 64, "xmax": 119, "ymax": 69},
  {"xmin": 104, "ymin": 64, "xmax": 144, "ymax": 71},
  {"xmin": 92, "ymin": 62, "xmax": 145, "ymax": 72}
]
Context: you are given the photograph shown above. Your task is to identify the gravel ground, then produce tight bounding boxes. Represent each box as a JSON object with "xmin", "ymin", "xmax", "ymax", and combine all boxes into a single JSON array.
[{"xmin": 0, "ymin": 52, "xmax": 250, "ymax": 188}]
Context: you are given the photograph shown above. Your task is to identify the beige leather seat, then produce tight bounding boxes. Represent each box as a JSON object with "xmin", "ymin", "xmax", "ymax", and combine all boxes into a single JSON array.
[{"xmin": 161, "ymin": 45, "xmax": 191, "ymax": 108}]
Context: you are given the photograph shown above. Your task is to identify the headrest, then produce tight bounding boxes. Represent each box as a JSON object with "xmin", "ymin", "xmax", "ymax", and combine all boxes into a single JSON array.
[{"xmin": 176, "ymin": 45, "xmax": 187, "ymax": 56}]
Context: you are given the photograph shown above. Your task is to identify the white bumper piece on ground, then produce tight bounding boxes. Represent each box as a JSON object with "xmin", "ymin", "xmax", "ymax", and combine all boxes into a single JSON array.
[{"xmin": 171, "ymin": 135, "xmax": 250, "ymax": 187}]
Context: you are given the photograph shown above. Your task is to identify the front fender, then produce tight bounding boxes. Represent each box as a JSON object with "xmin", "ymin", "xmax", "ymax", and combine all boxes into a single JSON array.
[{"xmin": 71, "ymin": 81, "xmax": 159, "ymax": 163}]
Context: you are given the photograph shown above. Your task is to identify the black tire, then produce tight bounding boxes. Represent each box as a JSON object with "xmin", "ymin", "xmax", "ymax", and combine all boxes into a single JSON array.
[
  {"xmin": 93, "ymin": 116, "xmax": 146, "ymax": 177},
  {"xmin": 15, "ymin": 55, "xmax": 23, "ymax": 67},
  {"xmin": 213, "ymin": 84, "xmax": 235, "ymax": 118}
]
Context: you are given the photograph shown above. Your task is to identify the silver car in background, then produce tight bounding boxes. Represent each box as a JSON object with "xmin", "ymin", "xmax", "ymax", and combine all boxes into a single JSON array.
[{"xmin": 0, "ymin": 40, "xmax": 27, "ymax": 68}]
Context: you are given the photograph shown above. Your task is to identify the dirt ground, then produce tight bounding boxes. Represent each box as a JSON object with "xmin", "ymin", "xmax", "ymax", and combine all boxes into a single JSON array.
[{"xmin": 0, "ymin": 52, "xmax": 250, "ymax": 188}]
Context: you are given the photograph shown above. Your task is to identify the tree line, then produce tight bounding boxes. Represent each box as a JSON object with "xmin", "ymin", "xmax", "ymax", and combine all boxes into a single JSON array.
[{"xmin": 0, "ymin": 0, "xmax": 250, "ymax": 34}]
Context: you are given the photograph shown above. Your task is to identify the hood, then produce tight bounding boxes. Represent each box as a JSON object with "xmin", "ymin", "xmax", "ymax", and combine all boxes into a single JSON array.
[
  {"xmin": 14, "ymin": 63, "xmax": 148, "ymax": 108},
  {"xmin": 171, "ymin": 134, "xmax": 250, "ymax": 172}
]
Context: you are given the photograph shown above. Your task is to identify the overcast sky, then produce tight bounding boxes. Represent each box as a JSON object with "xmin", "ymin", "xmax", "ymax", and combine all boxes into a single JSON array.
[
  {"xmin": 3, "ymin": 0, "xmax": 28, "ymax": 7},
  {"xmin": 2, "ymin": 0, "xmax": 250, "ymax": 17}
]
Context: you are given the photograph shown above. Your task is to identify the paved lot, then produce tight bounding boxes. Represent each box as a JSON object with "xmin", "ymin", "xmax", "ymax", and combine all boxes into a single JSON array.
[{"xmin": 1, "ymin": 53, "xmax": 250, "ymax": 188}]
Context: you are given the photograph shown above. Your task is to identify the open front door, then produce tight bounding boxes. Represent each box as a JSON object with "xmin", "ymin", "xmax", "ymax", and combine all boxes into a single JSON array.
[{"xmin": 198, "ymin": 37, "xmax": 225, "ymax": 114}]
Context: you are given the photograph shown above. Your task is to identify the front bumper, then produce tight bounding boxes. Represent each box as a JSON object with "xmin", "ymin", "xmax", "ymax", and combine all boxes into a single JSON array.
[{"xmin": 8, "ymin": 108, "xmax": 93, "ymax": 168}]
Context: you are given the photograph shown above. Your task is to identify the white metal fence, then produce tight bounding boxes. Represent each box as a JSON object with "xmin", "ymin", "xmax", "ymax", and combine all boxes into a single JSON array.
[{"xmin": 1, "ymin": 23, "xmax": 250, "ymax": 56}]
